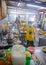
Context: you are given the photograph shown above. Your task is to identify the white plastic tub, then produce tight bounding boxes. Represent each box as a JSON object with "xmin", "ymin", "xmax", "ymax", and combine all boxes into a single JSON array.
[{"xmin": 12, "ymin": 45, "xmax": 26, "ymax": 65}]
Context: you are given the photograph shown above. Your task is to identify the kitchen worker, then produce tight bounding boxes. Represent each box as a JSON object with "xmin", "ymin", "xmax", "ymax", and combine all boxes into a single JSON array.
[{"xmin": 26, "ymin": 22, "xmax": 35, "ymax": 47}]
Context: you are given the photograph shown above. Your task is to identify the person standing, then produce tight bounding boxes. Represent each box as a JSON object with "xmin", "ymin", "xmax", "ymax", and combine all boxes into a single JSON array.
[{"xmin": 26, "ymin": 22, "xmax": 35, "ymax": 47}]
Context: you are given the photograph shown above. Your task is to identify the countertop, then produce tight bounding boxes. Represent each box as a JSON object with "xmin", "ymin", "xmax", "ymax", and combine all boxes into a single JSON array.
[{"xmin": 33, "ymin": 46, "xmax": 46, "ymax": 65}]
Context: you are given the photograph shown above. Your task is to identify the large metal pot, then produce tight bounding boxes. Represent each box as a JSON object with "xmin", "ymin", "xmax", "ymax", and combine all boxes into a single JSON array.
[{"xmin": 7, "ymin": 38, "xmax": 13, "ymax": 44}]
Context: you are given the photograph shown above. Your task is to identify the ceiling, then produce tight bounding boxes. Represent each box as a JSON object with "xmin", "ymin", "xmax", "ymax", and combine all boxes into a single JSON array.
[
  {"xmin": 6, "ymin": 0, "xmax": 46, "ymax": 7},
  {"xmin": 6, "ymin": 0, "xmax": 46, "ymax": 11}
]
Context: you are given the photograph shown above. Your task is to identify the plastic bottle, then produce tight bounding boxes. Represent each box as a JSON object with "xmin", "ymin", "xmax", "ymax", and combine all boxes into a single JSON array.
[{"xmin": 30, "ymin": 59, "xmax": 35, "ymax": 65}]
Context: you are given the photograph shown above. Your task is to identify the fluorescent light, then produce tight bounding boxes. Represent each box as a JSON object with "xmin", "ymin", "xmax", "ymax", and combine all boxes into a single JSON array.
[
  {"xmin": 17, "ymin": 2, "xmax": 25, "ymax": 7},
  {"xmin": 18, "ymin": 3, "xmax": 21, "ymax": 6},
  {"xmin": 27, "ymin": 4, "xmax": 46, "ymax": 9},
  {"xmin": 35, "ymin": 1, "xmax": 41, "ymax": 3}
]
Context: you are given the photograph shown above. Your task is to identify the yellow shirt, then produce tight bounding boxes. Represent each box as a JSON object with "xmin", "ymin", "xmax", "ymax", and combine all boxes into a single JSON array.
[{"xmin": 26, "ymin": 26, "xmax": 35, "ymax": 41}]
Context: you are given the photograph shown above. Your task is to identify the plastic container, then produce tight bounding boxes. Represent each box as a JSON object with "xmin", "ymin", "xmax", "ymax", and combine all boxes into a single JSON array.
[
  {"xmin": 12, "ymin": 45, "xmax": 26, "ymax": 65},
  {"xmin": 26, "ymin": 57, "xmax": 31, "ymax": 65}
]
